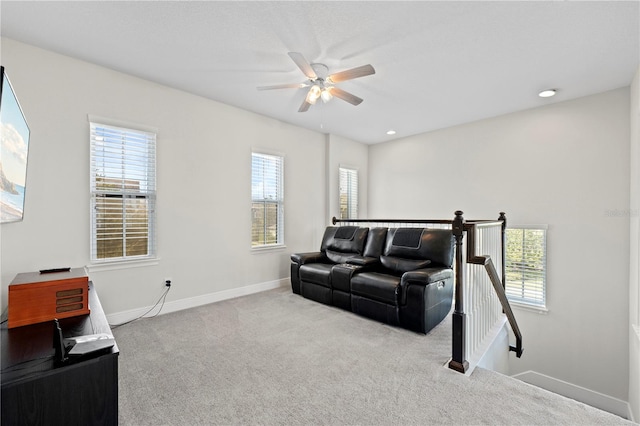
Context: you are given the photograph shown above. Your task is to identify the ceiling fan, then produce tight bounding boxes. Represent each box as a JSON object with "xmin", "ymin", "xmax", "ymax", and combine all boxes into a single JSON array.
[{"xmin": 258, "ymin": 52, "xmax": 375, "ymax": 112}]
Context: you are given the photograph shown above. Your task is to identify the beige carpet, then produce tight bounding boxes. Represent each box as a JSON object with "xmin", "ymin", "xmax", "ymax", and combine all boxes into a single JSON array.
[{"xmin": 114, "ymin": 286, "xmax": 634, "ymax": 425}]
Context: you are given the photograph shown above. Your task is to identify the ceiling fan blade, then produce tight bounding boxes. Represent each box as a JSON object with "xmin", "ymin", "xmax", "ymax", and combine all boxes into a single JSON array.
[
  {"xmin": 288, "ymin": 52, "xmax": 317, "ymax": 80},
  {"xmin": 327, "ymin": 64, "xmax": 375, "ymax": 83},
  {"xmin": 257, "ymin": 83, "xmax": 307, "ymax": 91},
  {"xmin": 328, "ymin": 87, "xmax": 363, "ymax": 106},
  {"xmin": 298, "ymin": 98, "xmax": 312, "ymax": 112}
]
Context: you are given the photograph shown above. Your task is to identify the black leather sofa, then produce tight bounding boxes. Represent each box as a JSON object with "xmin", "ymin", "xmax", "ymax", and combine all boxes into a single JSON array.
[{"xmin": 290, "ymin": 226, "xmax": 455, "ymax": 334}]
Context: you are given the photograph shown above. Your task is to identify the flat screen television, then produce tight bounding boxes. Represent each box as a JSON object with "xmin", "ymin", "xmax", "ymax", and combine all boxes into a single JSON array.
[{"xmin": 0, "ymin": 66, "xmax": 30, "ymax": 224}]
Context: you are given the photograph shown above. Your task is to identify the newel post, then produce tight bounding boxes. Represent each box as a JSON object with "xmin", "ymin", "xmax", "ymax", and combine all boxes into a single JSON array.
[
  {"xmin": 499, "ymin": 212, "xmax": 507, "ymax": 290},
  {"xmin": 449, "ymin": 210, "xmax": 469, "ymax": 373}
]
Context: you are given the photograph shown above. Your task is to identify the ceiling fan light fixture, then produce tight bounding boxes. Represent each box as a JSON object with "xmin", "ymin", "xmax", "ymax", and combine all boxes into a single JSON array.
[
  {"xmin": 321, "ymin": 88, "xmax": 333, "ymax": 103},
  {"xmin": 306, "ymin": 84, "xmax": 322, "ymax": 104},
  {"xmin": 305, "ymin": 93, "xmax": 318, "ymax": 105}
]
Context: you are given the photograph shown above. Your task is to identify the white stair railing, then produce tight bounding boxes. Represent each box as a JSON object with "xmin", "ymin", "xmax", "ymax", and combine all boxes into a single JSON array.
[{"xmin": 449, "ymin": 211, "xmax": 523, "ymax": 374}]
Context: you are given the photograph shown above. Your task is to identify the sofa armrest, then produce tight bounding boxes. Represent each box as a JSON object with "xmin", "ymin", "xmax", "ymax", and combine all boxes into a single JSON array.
[
  {"xmin": 290, "ymin": 252, "xmax": 327, "ymax": 295},
  {"xmin": 402, "ymin": 267, "xmax": 453, "ymax": 285},
  {"xmin": 346, "ymin": 256, "xmax": 380, "ymax": 268},
  {"xmin": 291, "ymin": 252, "xmax": 327, "ymax": 265},
  {"xmin": 399, "ymin": 267, "xmax": 453, "ymax": 305}
]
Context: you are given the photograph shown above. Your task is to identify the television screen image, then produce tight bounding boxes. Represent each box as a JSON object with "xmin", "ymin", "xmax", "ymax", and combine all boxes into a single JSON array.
[{"xmin": 0, "ymin": 66, "xmax": 30, "ymax": 224}]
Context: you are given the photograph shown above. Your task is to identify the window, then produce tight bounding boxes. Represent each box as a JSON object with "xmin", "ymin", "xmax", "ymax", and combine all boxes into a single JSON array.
[
  {"xmin": 251, "ymin": 152, "xmax": 283, "ymax": 247},
  {"xmin": 505, "ymin": 226, "xmax": 547, "ymax": 308},
  {"xmin": 339, "ymin": 167, "xmax": 358, "ymax": 219},
  {"xmin": 90, "ymin": 122, "xmax": 156, "ymax": 261}
]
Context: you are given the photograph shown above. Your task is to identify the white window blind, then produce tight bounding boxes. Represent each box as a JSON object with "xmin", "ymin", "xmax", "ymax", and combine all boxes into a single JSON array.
[
  {"xmin": 339, "ymin": 167, "xmax": 358, "ymax": 219},
  {"xmin": 251, "ymin": 152, "xmax": 284, "ymax": 247},
  {"xmin": 505, "ymin": 226, "xmax": 547, "ymax": 307},
  {"xmin": 90, "ymin": 122, "xmax": 156, "ymax": 261}
]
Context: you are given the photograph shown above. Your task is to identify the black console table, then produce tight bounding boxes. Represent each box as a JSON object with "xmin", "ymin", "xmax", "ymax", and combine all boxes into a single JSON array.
[{"xmin": 1, "ymin": 282, "xmax": 119, "ymax": 426}]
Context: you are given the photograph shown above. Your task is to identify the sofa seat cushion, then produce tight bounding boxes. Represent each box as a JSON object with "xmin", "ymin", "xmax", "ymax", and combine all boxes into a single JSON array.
[
  {"xmin": 299, "ymin": 263, "xmax": 333, "ymax": 287},
  {"xmin": 350, "ymin": 272, "xmax": 401, "ymax": 305},
  {"xmin": 380, "ymin": 255, "xmax": 431, "ymax": 275}
]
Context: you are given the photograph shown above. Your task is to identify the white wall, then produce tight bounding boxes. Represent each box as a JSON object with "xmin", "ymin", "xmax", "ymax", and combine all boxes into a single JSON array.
[
  {"xmin": 0, "ymin": 38, "xmax": 331, "ymax": 316},
  {"xmin": 327, "ymin": 134, "xmax": 368, "ymax": 222},
  {"xmin": 630, "ymin": 66, "xmax": 640, "ymax": 422},
  {"xmin": 369, "ymin": 89, "xmax": 631, "ymax": 403}
]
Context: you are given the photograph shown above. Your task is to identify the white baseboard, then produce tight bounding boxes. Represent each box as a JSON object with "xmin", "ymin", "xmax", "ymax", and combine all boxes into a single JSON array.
[
  {"xmin": 107, "ymin": 278, "xmax": 289, "ymax": 325},
  {"xmin": 511, "ymin": 370, "xmax": 632, "ymax": 420}
]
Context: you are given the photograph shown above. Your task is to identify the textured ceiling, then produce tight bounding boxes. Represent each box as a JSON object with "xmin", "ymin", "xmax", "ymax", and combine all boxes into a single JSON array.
[{"xmin": 1, "ymin": 1, "xmax": 638, "ymax": 144}]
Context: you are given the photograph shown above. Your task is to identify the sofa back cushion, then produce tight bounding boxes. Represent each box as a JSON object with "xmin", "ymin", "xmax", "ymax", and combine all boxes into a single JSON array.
[
  {"xmin": 381, "ymin": 228, "xmax": 454, "ymax": 273},
  {"xmin": 363, "ymin": 227, "xmax": 388, "ymax": 258},
  {"xmin": 320, "ymin": 226, "xmax": 369, "ymax": 264}
]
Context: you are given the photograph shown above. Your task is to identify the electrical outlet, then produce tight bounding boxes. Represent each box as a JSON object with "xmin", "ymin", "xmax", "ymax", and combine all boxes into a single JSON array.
[{"xmin": 164, "ymin": 278, "xmax": 172, "ymax": 287}]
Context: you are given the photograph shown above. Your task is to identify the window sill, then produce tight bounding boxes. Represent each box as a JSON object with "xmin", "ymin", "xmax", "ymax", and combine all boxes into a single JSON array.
[
  {"xmin": 251, "ymin": 244, "xmax": 287, "ymax": 254},
  {"xmin": 87, "ymin": 257, "xmax": 160, "ymax": 273},
  {"xmin": 509, "ymin": 301, "xmax": 549, "ymax": 314}
]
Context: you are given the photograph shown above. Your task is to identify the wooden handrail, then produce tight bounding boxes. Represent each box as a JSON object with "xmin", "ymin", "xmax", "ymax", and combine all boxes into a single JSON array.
[
  {"xmin": 332, "ymin": 217, "xmax": 503, "ymax": 226},
  {"xmin": 482, "ymin": 257, "xmax": 524, "ymax": 357},
  {"xmin": 332, "ymin": 217, "xmax": 453, "ymax": 225}
]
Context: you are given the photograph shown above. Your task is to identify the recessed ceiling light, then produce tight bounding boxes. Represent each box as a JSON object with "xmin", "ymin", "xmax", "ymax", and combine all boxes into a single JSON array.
[
  {"xmin": 386, "ymin": 130, "xmax": 396, "ymax": 135},
  {"xmin": 538, "ymin": 89, "xmax": 557, "ymax": 98}
]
